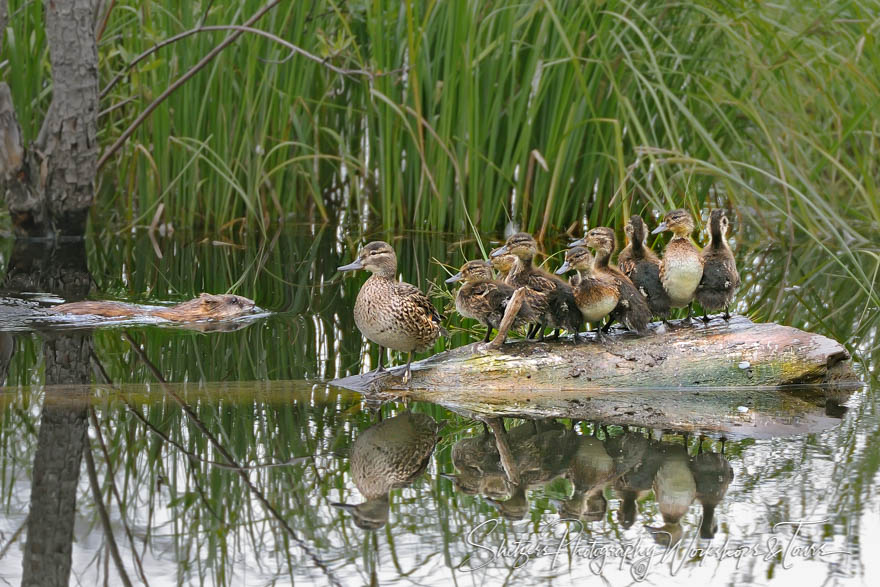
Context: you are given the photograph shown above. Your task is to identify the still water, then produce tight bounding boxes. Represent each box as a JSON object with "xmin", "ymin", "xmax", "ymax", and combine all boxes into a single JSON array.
[{"xmin": 0, "ymin": 227, "xmax": 877, "ymax": 586}]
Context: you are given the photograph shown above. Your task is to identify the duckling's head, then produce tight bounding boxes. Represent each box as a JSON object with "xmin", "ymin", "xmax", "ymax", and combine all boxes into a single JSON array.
[
  {"xmin": 584, "ymin": 227, "xmax": 617, "ymax": 254},
  {"xmin": 490, "ymin": 232, "xmax": 537, "ymax": 261},
  {"xmin": 489, "ymin": 247, "xmax": 517, "ymax": 276},
  {"xmin": 446, "ymin": 260, "xmax": 493, "ymax": 284},
  {"xmin": 555, "ymin": 246, "xmax": 593, "ymax": 275},
  {"xmin": 337, "ymin": 241, "xmax": 397, "ymax": 278},
  {"xmin": 651, "ymin": 209, "xmax": 694, "ymax": 236},
  {"xmin": 708, "ymin": 208, "xmax": 730, "ymax": 245},
  {"xmin": 625, "ymin": 215, "xmax": 648, "ymax": 246}
]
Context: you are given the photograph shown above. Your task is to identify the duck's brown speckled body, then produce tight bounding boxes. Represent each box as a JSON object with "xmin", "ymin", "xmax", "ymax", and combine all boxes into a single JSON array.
[
  {"xmin": 653, "ymin": 209, "xmax": 704, "ymax": 318},
  {"xmin": 338, "ymin": 241, "xmax": 445, "ymax": 382},
  {"xmin": 446, "ymin": 260, "xmax": 536, "ymax": 342},
  {"xmin": 333, "ymin": 412, "xmax": 440, "ymax": 530},
  {"xmin": 696, "ymin": 209, "xmax": 740, "ymax": 320},
  {"xmin": 618, "ymin": 215, "xmax": 671, "ymax": 320},
  {"xmin": 571, "ymin": 227, "xmax": 651, "ymax": 334},
  {"xmin": 491, "ymin": 233, "xmax": 581, "ymax": 340}
]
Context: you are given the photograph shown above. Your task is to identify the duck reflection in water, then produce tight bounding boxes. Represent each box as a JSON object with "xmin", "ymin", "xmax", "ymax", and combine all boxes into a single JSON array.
[
  {"xmin": 644, "ymin": 440, "xmax": 697, "ymax": 546},
  {"xmin": 555, "ymin": 427, "xmax": 616, "ymax": 522},
  {"xmin": 333, "ymin": 412, "xmax": 440, "ymax": 530},
  {"xmin": 444, "ymin": 419, "xmax": 570, "ymax": 521},
  {"xmin": 611, "ymin": 431, "xmax": 664, "ymax": 529}
]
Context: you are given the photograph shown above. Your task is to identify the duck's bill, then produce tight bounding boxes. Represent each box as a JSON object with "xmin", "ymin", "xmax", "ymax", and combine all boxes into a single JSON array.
[
  {"xmin": 337, "ymin": 259, "xmax": 364, "ymax": 271},
  {"xmin": 489, "ymin": 245, "xmax": 509, "ymax": 258},
  {"xmin": 445, "ymin": 272, "xmax": 463, "ymax": 284},
  {"xmin": 555, "ymin": 261, "xmax": 571, "ymax": 275},
  {"xmin": 568, "ymin": 238, "xmax": 585, "ymax": 248},
  {"xmin": 330, "ymin": 502, "xmax": 358, "ymax": 512},
  {"xmin": 651, "ymin": 222, "xmax": 668, "ymax": 235}
]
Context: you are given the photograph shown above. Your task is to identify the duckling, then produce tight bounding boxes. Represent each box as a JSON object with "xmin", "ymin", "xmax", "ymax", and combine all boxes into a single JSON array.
[
  {"xmin": 490, "ymin": 233, "xmax": 582, "ymax": 341},
  {"xmin": 555, "ymin": 247, "xmax": 619, "ymax": 335},
  {"xmin": 645, "ymin": 442, "xmax": 696, "ymax": 547},
  {"xmin": 651, "ymin": 209, "xmax": 704, "ymax": 321},
  {"xmin": 445, "ymin": 260, "xmax": 536, "ymax": 343},
  {"xmin": 571, "ymin": 227, "xmax": 651, "ymax": 334},
  {"xmin": 489, "ymin": 246, "xmax": 516, "ymax": 280},
  {"xmin": 337, "ymin": 241, "xmax": 446, "ymax": 383},
  {"xmin": 696, "ymin": 209, "xmax": 740, "ymax": 321},
  {"xmin": 332, "ymin": 412, "xmax": 440, "ymax": 530},
  {"xmin": 617, "ymin": 215, "xmax": 671, "ymax": 320}
]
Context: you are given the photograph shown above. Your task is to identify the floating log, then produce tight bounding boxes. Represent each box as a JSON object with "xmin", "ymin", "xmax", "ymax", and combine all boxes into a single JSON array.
[{"xmin": 330, "ymin": 315, "xmax": 859, "ymax": 437}]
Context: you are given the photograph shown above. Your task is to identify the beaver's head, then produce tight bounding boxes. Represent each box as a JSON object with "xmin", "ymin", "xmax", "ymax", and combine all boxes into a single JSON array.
[{"xmin": 196, "ymin": 293, "xmax": 256, "ymax": 319}]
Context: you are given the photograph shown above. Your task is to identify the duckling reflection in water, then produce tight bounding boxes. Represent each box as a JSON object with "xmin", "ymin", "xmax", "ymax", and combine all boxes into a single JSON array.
[
  {"xmin": 332, "ymin": 412, "xmax": 440, "ymax": 530},
  {"xmin": 644, "ymin": 441, "xmax": 696, "ymax": 546},
  {"xmin": 446, "ymin": 260, "xmax": 536, "ymax": 343},
  {"xmin": 555, "ymin": 429, "xmax": 616, "ymax": 522},
  {"xmin": 337, "ymin": 241, "xmax": 446, "ymax": 383},
  {"xmin": 696, "ymin": 209, "xmax": 740, "ymax": 321},
  {"xmin": 652, "ymin": 209, "xmax": 703, "ymax": 322},
  {"xmin": 444, "ymin": 419, "xmax": 569, "ymax": 521},
  {"xmin": 610, "ymin": 432, "xmax": 664, "ymax": 529},
  {"xmin": 690, "ymin": 437, "xmax": 734, "ymax": 539}
]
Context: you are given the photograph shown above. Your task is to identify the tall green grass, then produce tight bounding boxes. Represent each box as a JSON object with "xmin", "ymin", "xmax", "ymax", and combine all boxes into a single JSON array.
[{"xmin": 2, "ymin": 0, "xmax": 876, "ymax": 244}]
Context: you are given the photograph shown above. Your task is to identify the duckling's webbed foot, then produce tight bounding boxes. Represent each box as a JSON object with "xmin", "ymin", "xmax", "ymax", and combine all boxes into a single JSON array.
[
  {"xmin": 373, "ymin": 346, "xmax": 387, "ymax": 374},
  {"xmin": 723, "ymin": 307, "xmax": 731, "ymax": 320},
  {"xmin": 701, "ymin": 312, "xmax": 711, "ymax": 324},
  {"xmin": 601, "ymin": 316, "xmax": 616, "ymax": 333}
]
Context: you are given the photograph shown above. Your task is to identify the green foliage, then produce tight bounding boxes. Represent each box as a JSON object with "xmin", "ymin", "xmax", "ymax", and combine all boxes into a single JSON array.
[{"xmin": 2, "ymin": 1, "xmax": 876, "ymax": 245}]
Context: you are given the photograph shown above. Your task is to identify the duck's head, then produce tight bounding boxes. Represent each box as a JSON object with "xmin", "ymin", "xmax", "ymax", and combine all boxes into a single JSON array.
[
  {"xmin": 489, "ymin": 247, "xmax": 517, "ymax": 275},
  {"xmin": 582, "ymin": 227, "xmax": 616, "ymax": 254},
  {"xmin": 625, "ymin": 215, "xmax": 648, "ymax": 246},
  {"xmin": 555, "ymin": 246, "xmax": 593, "ymax": 275},
  {"xmin": 651, "ymin": 209, "xmax": 694, "ymax": 236},
  {"xmin": 337, "ymin": 241, "xmax": 397, "ymax": 278},
  {"xmin": 446, "ymin": 260, "xmax": 493, "ymax": 284},
  {"xmin": 707, "ymin": 208, "xmax": 730, "ymax": 244},
  {"xmin": 490, "ymin": 232, "xmax": 537, "ymax": 261}
]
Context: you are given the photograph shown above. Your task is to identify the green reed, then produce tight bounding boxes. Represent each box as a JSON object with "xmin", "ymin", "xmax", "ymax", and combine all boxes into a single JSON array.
[{"xmin": 2, "ymin": 1, "xmax": 876, "ymax": 248}]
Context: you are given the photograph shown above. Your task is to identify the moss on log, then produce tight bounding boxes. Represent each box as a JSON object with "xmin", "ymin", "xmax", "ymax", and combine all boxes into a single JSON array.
[{"xmin": 330, "ymin": 315, "xmax": 859, "ymax": 437}]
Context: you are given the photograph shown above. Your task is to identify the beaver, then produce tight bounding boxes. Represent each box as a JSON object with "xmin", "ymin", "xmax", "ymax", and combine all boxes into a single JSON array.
[{"xmin": 50, "ymin": 293, "xmax": 256, "ymax": 322}]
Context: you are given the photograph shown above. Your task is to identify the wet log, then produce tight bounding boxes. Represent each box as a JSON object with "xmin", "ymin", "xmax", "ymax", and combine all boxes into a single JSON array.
[{"xmin": 331, "ymin": 315, "xmax": 859, "ymax": 437}]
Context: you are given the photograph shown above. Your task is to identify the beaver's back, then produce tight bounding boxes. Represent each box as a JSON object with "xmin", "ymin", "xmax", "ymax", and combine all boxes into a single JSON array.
[{"xmin": 52, "ymin": 293, "xmax": 256, "ymax": 322}]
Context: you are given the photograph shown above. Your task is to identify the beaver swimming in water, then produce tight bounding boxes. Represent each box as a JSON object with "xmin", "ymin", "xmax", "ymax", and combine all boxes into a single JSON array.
[{"xmin": 50, "ymin": 293, "xmax": 256, "ymax": 322}]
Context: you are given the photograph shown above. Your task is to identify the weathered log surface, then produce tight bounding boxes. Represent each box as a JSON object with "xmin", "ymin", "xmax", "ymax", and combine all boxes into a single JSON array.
[{"xmin": 331, "ymin": 315, "xmax": 860, "ymax": 437}]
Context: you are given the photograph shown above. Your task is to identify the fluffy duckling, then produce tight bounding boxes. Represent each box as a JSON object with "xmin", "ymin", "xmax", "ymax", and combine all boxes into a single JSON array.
[
  {"xmin": 555, "ymin": 247, "xmax": 619, "ymax": 334},
  {"xmin": 446, "ymin": 260, "xmax": 536, "ymax": 342},
  {"xmin": 338, "ymin": 241, "xmax": 445, "ymax": 383},
  {"xmin": 696, "ymin": 209, "xmax": 740, "ymax": 321},
  {"xmin": 617, "ymin": 215, "xmax": 671, "ymax": 320},
  {"xmin": 652, "ymin": 209, "xmax": 704, "ymax": 321},
  {"xmin": 490, "ymin": 233, "xmax": 582, "ymax": 341},
  {"xmin": 489, "ymin": 246, "xmax": 516, "ymax": 279},
  {"xmin": 571, "ymin": 227, "xmax": 651, "ymax": 334}
]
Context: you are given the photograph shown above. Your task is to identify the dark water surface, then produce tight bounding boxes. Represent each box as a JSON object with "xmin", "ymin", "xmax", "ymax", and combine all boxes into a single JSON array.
[{"xmin": 0, "ymin": 227, "xmax": 877, "ymax": 586}]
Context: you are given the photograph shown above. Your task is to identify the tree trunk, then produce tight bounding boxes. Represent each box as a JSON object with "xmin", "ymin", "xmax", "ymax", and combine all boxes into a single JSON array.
[{"xmin": 0, "ymin": 0, "xmax": 98, "ymax": 237}]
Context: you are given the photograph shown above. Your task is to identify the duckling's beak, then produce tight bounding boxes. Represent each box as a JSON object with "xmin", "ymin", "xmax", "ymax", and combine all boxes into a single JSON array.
[
  {"xmin": 568, "ymin": 238, "xmax": 585, "ymax": 248},
  {"xmin": 445, "ymin": 272, "xmax": 463, "ymax": 284},
  {"xmin": 337, "ymin": 259, "xmax": 364, "ymax": 272},
  {"xmin": 651, "ymin": 222, "xmax": 668, "ymax": 235},
  {"xmin": 489, "ymin": 245, "xmax": 509, "ymax": 258},
  {"xmin": 555, "ymin": 261, "xmax": 571, "ymax": 275},
  {"xmin": 330, "ymin": 502, "xmax": 358, "ymax": 513}
]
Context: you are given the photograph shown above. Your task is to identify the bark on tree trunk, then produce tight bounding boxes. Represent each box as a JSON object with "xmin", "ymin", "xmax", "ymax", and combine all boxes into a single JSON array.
[{"xmin": 0, "ymin": 0, "xmax": 98, "ymax": 238}]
